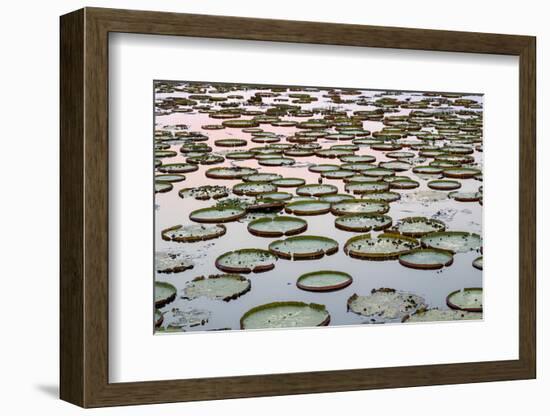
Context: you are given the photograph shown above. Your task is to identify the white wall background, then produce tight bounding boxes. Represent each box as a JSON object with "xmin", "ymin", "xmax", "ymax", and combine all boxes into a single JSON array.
[{"xmin": 0, "ymin": 0, "xmax": 546, "ymax": 414}]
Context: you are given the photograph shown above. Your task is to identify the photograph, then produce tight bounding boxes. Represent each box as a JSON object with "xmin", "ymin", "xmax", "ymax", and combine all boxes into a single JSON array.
[{"xmin": 153, "ymin": 81, "xmax": 484, "ymax": 333}]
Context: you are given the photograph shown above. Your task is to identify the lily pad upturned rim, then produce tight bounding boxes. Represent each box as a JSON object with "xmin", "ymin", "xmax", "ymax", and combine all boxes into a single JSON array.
[
  {"xmin": 330, "ymin": 199, "xmax": 390, "ymax": 216},
  {"xmin": 205, "ymin": 166, "xmax": 258, "ymax": 179},
  {"xmin": 296, "ymin": 183, "xmax": 339, "ymax": 197},
  {"xmin": 344, "ymin": 232, "xmax": 420, "ymax": 260},
  {"xmin": 161, "ymin": 223, "xmax": 227, "ymax": 242},
  {"xmin": 420, "ymin": 231, "xmax": 482, "ymax": 253},
  {"xmin": 394, "ymin": 216, "xmax": 446, "ymax": 237},
  {"xmin": 268, "ymin": 235, "xmax": 339, "ymax": 260},
  {"xmin": 215, "ymin": 248, "xmax": 277, "ymax": 273},
  {"xmin": 154, "ymin": 281, "xmax": 177, "ymax": 308},
  {"xmin": 335, "ymin": 213, "xmax": 393, "ymax": 232},
  {"xmin": 239, "ymin": 301, "xmax": 330, "ymax": 329},
  {"xmin": 297, "ymin": 270, "xmax": 353, "ymax": 292},
  {"xmin": 247, "ymin": 216, "xmax": 307, "ymax": 237},
  {"xmin": 189, "ymin": 206, "xmax": 246, "ymax": 223},
  {"xmin": 285, "ymin": 200, "xmax": 331, "ymax": 216},
  {"xmin": 398, "ymin": 248, "xmax": 454, "ymax": 270},
  {"xmin": 184, "ymin": 273, "xmax": 251, "ymax": 302},
  {"xmin": 446, "ymin": 287, "xmax": 483, "ymax": 312},
  {"xmin": 427, "ymin": 179, "xmax": 462, "ymax": 190}
]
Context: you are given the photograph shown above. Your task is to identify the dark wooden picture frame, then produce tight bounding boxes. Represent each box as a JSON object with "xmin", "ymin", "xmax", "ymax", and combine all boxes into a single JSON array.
[{"xmin": 60, "ymin": 7, "xmax": 536, "ymax": 408}]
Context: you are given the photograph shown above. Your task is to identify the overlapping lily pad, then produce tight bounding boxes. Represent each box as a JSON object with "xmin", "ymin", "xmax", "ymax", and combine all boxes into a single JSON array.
[
  {"xmin": 240, "ymin": 301, "xmax": 330, "ymax": 329},
  {"xmin": 331, "ymin": 199, "xmax": 389, "ymax": 216},
  {"xmin": 285, "ymin": 200, "xmax": 331, "ymax": 215}
]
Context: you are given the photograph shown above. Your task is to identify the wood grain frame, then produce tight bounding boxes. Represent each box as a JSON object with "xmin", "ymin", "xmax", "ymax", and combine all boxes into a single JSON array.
[{"xmin": 60, "ymin": 7, "xmax": 536, "ymax": 408}]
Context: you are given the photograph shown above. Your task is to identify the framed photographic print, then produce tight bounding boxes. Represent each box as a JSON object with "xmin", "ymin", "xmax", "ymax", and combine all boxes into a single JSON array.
[{"xmin": 60, "ymin": 7, "xmax": 536, "ymax": 408}]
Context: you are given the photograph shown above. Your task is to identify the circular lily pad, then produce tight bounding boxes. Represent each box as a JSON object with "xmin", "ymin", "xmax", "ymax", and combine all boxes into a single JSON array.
[
  {"xmin": 186, "ymin": 154, "xmax": 225, "ymax": 165},
  {"xmin": 242, "ymin": 173, "xmax": 282, "ymax": 182},
  {"xmin": 285, "ymin": 200, "xmax": 331, "ymax": 216},
  {"xmin": 259, "ymin": 191, "xmax": 293, "ymax": 201},
  {"xmin": 272, "ymin": 177, "xmax": 306, "ymax": 188},
  {"xmin": 421, "ymin": 231, "xmax": 482, "ymax": 253},
  {"xmin": 297, "ymin": 270, "xmax": 353, "ymax": 292},
  {"xmin": 214, "ymin": 138, "xmax": 247, "ymax": 147},
  {"xmin": 335, "ymin": 214, "xmax": 393, "ymax": 232},
  {"xmin": 179, "ymin": 185, "xmax": 229, "ymax": 200},
  {"xmin": 319, "ymin": 193, "xmax": 355, "ymax": 203},
  {"xmin": 398, "ymin": 248, "xmax": 454, "ymax": 269},
  {"xmin": 258, "ymin": 157, "xmax": 296, "ymax": 166},
  {"xmin": 157, "ymin": 163, "xmax": 199, "ymax": 174},
  {"xmin": 155, "ymin": 174, "xmax": 186, "ymax": 183},
  {"xmin": 446, "ymin": 288, "xmax": 483, "ymax": 312},
  {"xmin": 233, "ymin": 181, "xmax": 277, "ymax": 196},
  {"xmin": 309, "ymin": 164, "xmax": 340, "ymax": 173},
  {"xmin": 428, "ymin": 180, "xmax": 462, "ymax": 190},
  {"xmin": 183, "ymin": 274, "xmax": 251, "ymax": 301},
  {"xmin": 155, "ymin": 182, "xmax": 173, "ymax": 193},
  {"xmin": 331, "ymin": 199, "xmax": 389, "ymax": 216},
  {"xmin": 345, "ymin": 181, "xmax": 389, "ymax": 194},
  {"xmin": 189, "ymin": 206, "xmax": 246, "ymax": 223},
  {"xmin": 215, "ymin": 248, "xmax": 277, "ymax": 273},
  {"xmin": 472, "ymin": 256, "xmax": 483, "ymax": 270},
  {"xmin": 205, "ymin": 166, "xmax": 258, "ymax": 179},
  {"xmin": 240, "ymin": 301, "xmax": 330, "ymax": 329},
  {"xmin": 222, "ymin": 119, "xmax": 259, "ymax": 128},
  {"xmin": 403, "ymin": 308, "xmax": 482, "ymax": 323},
  {"xmin": 155, "ymin": 281, "xmax": 177, "ymax": 308},
  {"xmin": 394, "ymin": 217, "xmax": 446, "ymax": 237},
  {"xmin": 296, "ymin": 184, "xmax": 338, "ymax": 197},
  {"xmin": 363, "ymin": 191, "xmax": 401, "ymax": 202},
  {"xmin": 347, "ymin": 288, "xmax": 425, "ymax": 321},
  {"xmin": 344, "ymin": 233, "xmax": 419, "ymax": 260},
  {"xmin": 412, "ymin": 165, "xmax": 443, "ymax": 175},
  {"xmin": 161, "ymin": 224, "xmax": 227, "ymax": 242},
  {"xmin": 269, "ymin": 235, "xmax": 338, "ymax": 259},
  {"xmin": 448, "ymin": 191, "xmax": 482, "ymax": 202},
  {"xmin": 321, "ymin": 169, "xmax": 355, "ymax": 179},
  {"xmin": 248, "ymin": 216, "xmax": 307, "ymax": 237},
  {"xmin": 155, "ymin": 251, "xmax": 194, "ymax": 273},
  {"xmin": 443, "ymin": 167, "xmax": 481, "ymax": 179}
]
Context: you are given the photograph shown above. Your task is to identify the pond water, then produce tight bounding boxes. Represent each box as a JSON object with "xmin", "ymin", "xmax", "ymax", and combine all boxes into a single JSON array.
[{"xmin": 153, "ymin": 82, "xmax": 483, "ymax": 333}]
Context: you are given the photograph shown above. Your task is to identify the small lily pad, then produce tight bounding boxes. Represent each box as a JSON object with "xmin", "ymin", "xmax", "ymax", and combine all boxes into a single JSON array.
[
  {"xmin": 214, "ymin": 138, "xmax": 247, "ymax": 147},
  {"xmin": 157, "ymin": 163, "xmax": 199, "ymax": 174},
  {"xmin": 155, "ymin": 182, "xmax": 173, "ymax": 193},
  {"xmin": 179, "ymin": 185, "xmax": 229, "ymax": 200},
  {"xmin": 205, "ymin": 166, "xmax": 258, "ymax": 179},
  {"xmin": 428, "ymin": 180, "xmax": 462, "ymax": 190},
  {"xmin": 272, "ymin": 177, "xmax": 306, "ymax": 187},
  {"xmin": 233, "ymin": 181, "xmax": 277, "ymax": 196},
  {"xmin": 446, "ymin": 288, "xmax": 483, "ymax": 312}
]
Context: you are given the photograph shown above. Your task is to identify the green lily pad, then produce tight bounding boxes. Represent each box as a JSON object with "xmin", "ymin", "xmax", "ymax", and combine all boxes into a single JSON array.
[
  {"xmin": 344, "ymin": 233, "xmax": 420, "ymax": 260},
  {"xmin": 421, "ymin": 231, "xmax": 482, "ymax": 253},
  {"xmin": 222, "ymin": 119, "xmax": 260, "ymax": 128},
  {"xmin": 362, "ymin": 191, "xmax": 401, "ymax": 202},
  {"xmin": 179, "ymin": 185, "xmax": 229, "ymax": 200},
  {"xmin": 297, "ymin": 270, "xmax": 353, "ymax": 292},
  {"xmin": 258, "ymin": 157, "xmax": 296, "ymax": 166},
  {"xmin": 214, "ymin": 138, "xmax": 248, "ymax": 147},
  {"xmin": 233, "ymin": 181, "xmax": 277, "ymax": 196},
  {"xmin": 157, "ymin": 163, "xmax": 199, "ymax": 174},
  {"xmin": 155, "ymin": 251, "xmax": 194, "ymax": 273},
  {"xmin": 155, "ymin": 174, "xmax": 186, "ymax": 183},
  {"xmin": 215, "ymin": 248, "xmax": 277, "ymax": 273},
  {"xmin": 331, "ymin": 199, "xmax": 389, "ymax": 216},
  {"xmin": 347, "ymin": 288, "xmax": 426, "ymax": 321},
  {"xmin": 269, "ymin": 235, "xmax": 339, "ymax": 259},
  {"xmin": 258, "ymin": 191, "xmax": 293, "ymax": 201},
  {"xmin": 205, "ymin": 166, "xmax": 258, "ymax": 179},
  {"xmin": 189, "ymin": 206, "xmax": 246, "ymax": 223},
  {"xmin": 183, "ymin": 274, "xmax": 251, "ymax": 301},
  {"xmin": 285, "ymin": 200, "xmax": 331, "ymax": 216},
  {"xmin": 272, "ymin": 177, "xmax": 306, "ymax": 187},
  {"xmin": 428, "ymin": 180, "xmax": 462, "ymax": 190},
  {"xmin": 319, "ymin": 193, "xmax": 355, "ymax": 203},
  {"xmin": 412, "ymin": 165, "xmax": 443, "ymax": 175},
  {"xmin": 155, "ymin": 182, "xmax": 173, "ymax": 193},
  {"xmin": 321, "ymin": 169, "xmax": 356, "ymax": 179},
  {"xmin": 446, "ymin": 288, "xmax": 483, "ymax": 312},
  {"xmin": 345, "ymin": 181, "xmax": 389, "ymax": 194},
  {"xmin": 394, "ymin": 217, "xmax": 446, "ymax": 237},
  {"xmin": 296, "ymin": 184, "xmax": 338, "ymax": 197},
  {"xmin": 335, "ymin": 213, "xmax": 393, "ymax": 232},
  {"xmin": 308, "ymin": 164, "xmax": 341, "ymax": 173},
  {"xmin": 242, "ymin": 173, "xmax": 282, "ymax": 182},
  {"xmin": 398, "ymin": 248, "xmax": 454, "ymax": 269},
  {"xmin": 448, "ymin": 191, "xmax": 482, "ymax": 202},
  {"xmin": 240, "ymin": 301, "xmax": 330, "ymax": 329},
  {"xmin": 403, "ymin": 308, "xmax": 482, "ymax": 323},
  {"xmin": 248, "ymin": 216, "xmax": 307, "ymax": 237},
  {"xmin": 442, "ymin": 167, "xmax": 481, "ymax": 179},
  {"xmin": 161, "ymin": 224, "xmax": 227, "ymax": 242},
  {"xmin": 155, "ymin": 281, "xmax": 177, "ymax": 308}
]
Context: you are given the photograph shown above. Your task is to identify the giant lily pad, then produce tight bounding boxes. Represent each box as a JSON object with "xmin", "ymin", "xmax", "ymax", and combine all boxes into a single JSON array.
[
  {"xmin": 183, "ymin": 274, "xmax": 251, "ymax": 301},
  {"xmin": 403, "ymin": 308, "xmax": 482, "ymax": 323},
  {"xmin": 428, "ymin": 179, "xmax": 462, "ymax": 190},
  {"xmin": 345, "ymin": 181, "xmax": 389, "ymax": 194},
  {"xmin": 155, "ymin": 251, "xmax": 194, "ymax": 273},
  {"xmin": 157, "ymin": 163, "xmax": 199, "ymax": 174},
  {"xmin": 248, "ymin": 216, "xmax": 307, "ymax": 237},
  {"xmin": 335, "ymin": 213, "xmax": 392, "ymax": 232},
  {"xmin": 205, "ymin": 166, "xmax": 258, "ymax": 179},
  {"xmin": 240, "ymin": 301, "xmax": 330, "ymax": 329},
  {"xmin": 215, "ymin": 248, "xmax": 277, "ymax": 273},
  {"xmin": 443, "ymin": 167, "xmax": 481, "ymax": 179},
  {"xmin": 344, "ymin": 233, "xmax": 419, "ymax": 260},
  {"xmin": 269, "ymin": 235, "xmax": 338, "ymax": 260},
  {"xmin": 161, "ymin": 224, "xmax": 226, "ymax": 242},
  {"xmin": 272, "ymin": 177, "xmax": 306, "ymax": 187},
  {"xmin": 242, "ymin": 173, "xmax": 282, "ymax": 182},
  {"xmin": 179, "ymin": 185, "xmax": 229, "ymax": 200},
  {"xmin": 331, "ymin": 199, "xmax": 389, "ymax": 216},
  {"xmin": 155, "ymin": 281, "xmax": 177, "ymax": 307},
  {"xmin": 421, "ymin": 231, "xmax": 481, "ymax": 253},
  {"xmin": 394, "ymin": 217, "xmax": 446, "ymax": 237},
  {"xmin": 446, "ymin": 288, "xmax": 483, "ymax": 312},
  {"xmin": 296, "ymin": 270, "xmax": 353, "ymax": 292},
  {"xmin": 398, "ymin": 249, "xmax": 454, "ymax": 270},
  {"xmin": 296, "ymin": 184, "xmax": 338, "ymax": 197},
  {"xmin": 155, "ymin": 182, "xmax": 173, "ymax": 193},
  {"xmin": 285, "ymin": 200, "xmax": 331, "ymax": 216},
  {"xmin": 233, "ymin": 181, "xmax": 277, "ymax": 196},
  {"xmin": 347, "ymin": 288, "xmax": 425, "ymax": 322},
  {"xmin": 214, "ymin": 138, "xmax": 247, "ymax": 147},
  {"xmin": 189, "ymin": 206, "xmax": 246, "ymax": 223}
]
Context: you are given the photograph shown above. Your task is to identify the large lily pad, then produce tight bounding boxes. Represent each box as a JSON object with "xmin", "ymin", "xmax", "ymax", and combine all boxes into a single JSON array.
[
  {"xmin": 240, "ymin": 301, "xmax": 330, "ymax": 329},
  {"xmin": 446, "ymin": 288, "xmax": 483, "ymax": 312},
  {"xmin": 403, "ymin": 308, "xmax": 482, "ymax": 323},
  {"xmin": 347, "ymin": 288, "xmax": 426, "ymax": 322},
  {"xmin": 272, "ymin": 177, "xmax": 306, "ymax": 187},
  {"xmin": 155, "ymin": 281, "xmax": 177, "ymax": 308},
  {"xmin": 157, "ymin": 163, "xmax": 199, "ymax": 174},
  {"xmin": 285, "ymin": 200, "xmax": 331, "ymax": 216},
  {"xmin": 205, "ymin": 166, "xmax": 258, "ymax": 179},
  {"xmin": 421, "ymin": 231, "xmax": 481, "ymax": 253},
  {"xmin": 296, "ymin": 184, "xmax": 338, "ymax": 197},
  {"xmin": 233, "ymin": 181, "xmax": 277, "ymax": 196},
  {"xmin": 155, "ymin": 251, "xmax": 194, "ymax": 273},
  {"xmin": 331, "ymin": 199, "xmax": 389, "ymax": 216},
  {"xmin": 183, "ymin": 274, "xmax": 251, "ymax": 301},
  {"xmin": 344, "ymin": 233, "xmax": 419, "ymax": 260},
  {"xmin": 248, "ymin": 216, "xmax": 307, "ymax": 237},
  {"xmin": 269, "ymin": 235, "xmax": 338, "ymax": 259},
  {"xmin": 398, "ymin": 249, "xmax": 454, "ymax": 270},
  {"xmin": 189, "ymin": 206, "xmax": 246, "ymax": 223},
  {"xmin": 161, "ymin": 224, "xmax": 227, "ymax": 242},
  {"xmin": 215, "ymin": 248, "xmax": 277, "ymax": 273},
  {"xmin": 297, "ymin": 271, "xmax": 353, "ymax": 292},
  {"xmin": 335, "ymin": 213, "xmax": 392, "ymax": 232},
  {"xmin": 394, "ymin": 217, "xmax": 446, "ymax": 237},
  {"xmin": 179, "ymin": 185, "xmax": 229, "ymax": 200},
  {"xmin": 428, "ymin": 179, "xmax": 462, "ymax": 190}
]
